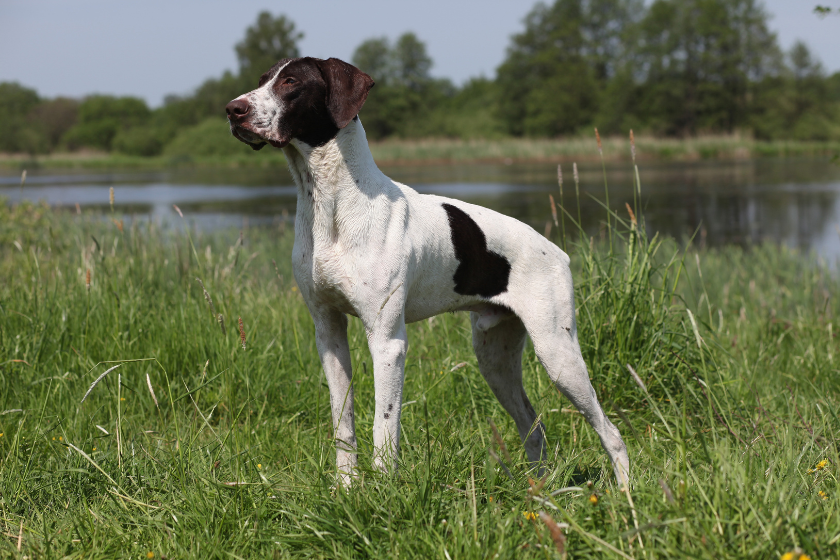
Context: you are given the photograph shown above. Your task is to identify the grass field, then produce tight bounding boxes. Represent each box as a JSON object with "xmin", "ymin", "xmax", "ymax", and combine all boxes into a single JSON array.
[
  {"xmin": 1, "ymin": 134, "xmax": 839, "ymax": 172},
  {"xmin": 1, "ymin": 166, "xmax": 839, "ymax": 559}
]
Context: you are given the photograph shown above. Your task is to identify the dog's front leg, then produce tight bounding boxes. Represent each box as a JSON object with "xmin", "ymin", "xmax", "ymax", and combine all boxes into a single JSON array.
[
  {"xmin": 312, "ymin": 308, "xmax": 357, "ymax": 486},
  {"xmin": 366, "ymin": 305, "xmax": 408, "ymax": 474}
]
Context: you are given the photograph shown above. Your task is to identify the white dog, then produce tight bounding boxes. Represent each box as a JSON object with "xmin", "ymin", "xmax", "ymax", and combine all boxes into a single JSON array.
[{"xmin": 226, "ymin": 57, "xmax": 630, "ymax": 486}]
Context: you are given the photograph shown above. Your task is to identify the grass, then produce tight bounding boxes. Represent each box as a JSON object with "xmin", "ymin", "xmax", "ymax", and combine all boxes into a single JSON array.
[
  {"xmin": 1, "ymin": 134, "xmax": 839, "ymax": 172},
  {"xmin": 0, "ymin": 154, "xmax": 839, "ymax": 559}
]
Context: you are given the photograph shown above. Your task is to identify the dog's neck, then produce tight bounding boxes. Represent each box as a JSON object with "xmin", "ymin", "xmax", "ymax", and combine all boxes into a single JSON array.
[{"xmin": 282, "ymin": 118, "xmax": 386, "ymax": 242}]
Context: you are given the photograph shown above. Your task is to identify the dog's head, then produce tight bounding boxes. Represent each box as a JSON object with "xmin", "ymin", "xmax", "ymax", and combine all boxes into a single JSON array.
[{"xmin": 225, "ymin": 57, "xmax": 374, "ymax": 151}]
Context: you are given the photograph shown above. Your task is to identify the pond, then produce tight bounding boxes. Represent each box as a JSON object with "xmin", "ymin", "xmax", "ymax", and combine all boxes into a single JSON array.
[{"xmin": 2, "ymin": 158, "xmax": 840, "ymax": 261}]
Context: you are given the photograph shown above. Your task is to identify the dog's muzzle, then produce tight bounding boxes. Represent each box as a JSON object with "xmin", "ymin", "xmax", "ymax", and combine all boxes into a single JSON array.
[{"xmin": 225, "ymin": 98, "xmax": 268, "ymax": 151}]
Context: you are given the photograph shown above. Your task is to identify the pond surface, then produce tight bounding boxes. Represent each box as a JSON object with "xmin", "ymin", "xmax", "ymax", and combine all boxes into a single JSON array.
[{"xmin": 3, "ymin": 158, "xmax": 840, "ymax": 261}]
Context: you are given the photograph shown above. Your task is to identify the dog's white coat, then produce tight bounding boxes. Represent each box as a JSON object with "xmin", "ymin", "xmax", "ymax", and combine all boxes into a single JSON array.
[{"xmin": 234, "ymin": 86, "xmax": 630, "ymax": 486}]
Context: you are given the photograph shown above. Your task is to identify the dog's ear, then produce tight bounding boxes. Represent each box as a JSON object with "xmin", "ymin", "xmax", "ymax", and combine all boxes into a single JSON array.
[{"xmin": 314, "ymin": 58, "xmax": 375, "ymax": 129}]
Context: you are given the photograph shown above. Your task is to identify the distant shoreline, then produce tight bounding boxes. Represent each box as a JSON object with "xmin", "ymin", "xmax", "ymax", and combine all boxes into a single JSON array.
[{"xmin": 1, "ymin": 136, "xmax": 838, "ymax": 172}]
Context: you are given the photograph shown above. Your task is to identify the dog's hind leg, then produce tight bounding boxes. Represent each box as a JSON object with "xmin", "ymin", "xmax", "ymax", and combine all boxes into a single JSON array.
[
  {"xmin": 471, "ymin": 311, "xmax": 547, "ymax": 467},
  {"xmin": 522, "ymin": 306, "xmax": 630, "ymax": 486}
]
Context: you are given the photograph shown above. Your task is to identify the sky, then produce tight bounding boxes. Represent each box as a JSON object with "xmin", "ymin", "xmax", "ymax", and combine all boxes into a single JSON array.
[{"xmin": 1, "ymin": 0, "xmax": 838, "ymax": 108}]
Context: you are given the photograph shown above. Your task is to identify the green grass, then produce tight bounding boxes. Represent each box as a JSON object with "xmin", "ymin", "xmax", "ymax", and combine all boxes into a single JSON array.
[
  {"xmin": 2, "ymin": 135, "xmax": 839, "ymax": 172},
  {"xmin": 1, "ymin": 161, "xmax": 839, "ymax": 559}
]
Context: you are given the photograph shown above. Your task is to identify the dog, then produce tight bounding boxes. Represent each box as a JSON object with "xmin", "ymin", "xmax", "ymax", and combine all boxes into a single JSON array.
[{"xmin": 226, "ymin": 57, "xmax": 630, "ymax": 486}]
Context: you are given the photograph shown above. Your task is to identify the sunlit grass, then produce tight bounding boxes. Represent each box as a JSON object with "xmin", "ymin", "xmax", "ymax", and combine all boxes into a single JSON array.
[{"xmin": 1, "ymin": 152, "xmax": 839, "ymax": 558}]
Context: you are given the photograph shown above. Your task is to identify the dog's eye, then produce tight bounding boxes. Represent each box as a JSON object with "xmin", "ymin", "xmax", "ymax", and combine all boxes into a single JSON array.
[{"xmin": 281, "ymin": 77, "xmax": 297, "ymax": 86}]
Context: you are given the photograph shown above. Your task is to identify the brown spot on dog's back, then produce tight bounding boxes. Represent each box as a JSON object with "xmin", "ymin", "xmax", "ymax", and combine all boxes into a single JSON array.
[{"xmin": 443, "ymin": 203, "xmax": 511, "ymax": 297}]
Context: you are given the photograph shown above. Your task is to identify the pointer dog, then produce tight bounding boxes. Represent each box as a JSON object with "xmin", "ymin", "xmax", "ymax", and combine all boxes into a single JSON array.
[{"xmin": 226, "ymin": 57, "xmax": 630, "ymax": 486}]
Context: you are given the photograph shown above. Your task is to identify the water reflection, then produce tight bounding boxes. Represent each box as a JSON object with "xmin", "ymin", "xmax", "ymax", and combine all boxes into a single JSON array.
[{"xmin": 2, "ymin": 158, "xmax": 839, "ymax": 260}]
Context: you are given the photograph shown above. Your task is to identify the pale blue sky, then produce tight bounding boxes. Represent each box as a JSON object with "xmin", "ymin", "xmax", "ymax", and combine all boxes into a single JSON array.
[{"xmin": 1, "ymin": 0, "xmax": 837, "ymax": 107}]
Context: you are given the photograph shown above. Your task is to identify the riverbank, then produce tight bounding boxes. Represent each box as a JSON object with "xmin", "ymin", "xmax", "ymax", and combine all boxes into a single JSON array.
[{"xmin": 1, "ymin": 135, "xmax": 838, "ymax": 172}]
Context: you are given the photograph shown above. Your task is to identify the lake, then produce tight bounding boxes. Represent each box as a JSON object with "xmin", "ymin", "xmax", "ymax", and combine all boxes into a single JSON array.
[{"xmin": 3, "ymin": 158, "xmax": 840, "ymax": 261}]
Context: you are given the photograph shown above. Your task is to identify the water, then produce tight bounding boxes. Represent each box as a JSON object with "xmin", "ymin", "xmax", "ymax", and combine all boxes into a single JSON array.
[{"xmin": 3, "ymin": 158, "xmax": 840, "ymax": 260}]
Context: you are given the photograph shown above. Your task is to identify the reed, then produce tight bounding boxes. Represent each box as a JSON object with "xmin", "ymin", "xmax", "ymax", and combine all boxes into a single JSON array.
[{"xmin": 80, "ymin": 364, "xmax": 122, "ymax": 403}]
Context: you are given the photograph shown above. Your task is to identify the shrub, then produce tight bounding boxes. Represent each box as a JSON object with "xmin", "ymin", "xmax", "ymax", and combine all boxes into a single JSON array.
[
  {"xmin": 163, "ymin": 117, "xmax": 257, "ymax": 158},
  {"xmin": 112, "ymin": 125, "xmax": 167, "ymax": 156},
  {"xmin": 62, "ymin": 95, "xmax": 150, "ymax": 151}
]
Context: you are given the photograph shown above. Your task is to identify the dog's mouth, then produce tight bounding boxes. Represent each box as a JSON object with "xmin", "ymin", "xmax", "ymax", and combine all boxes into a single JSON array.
[{"xmin": 229, "ymin": 123, "xmax": 269, "ymax": 151}]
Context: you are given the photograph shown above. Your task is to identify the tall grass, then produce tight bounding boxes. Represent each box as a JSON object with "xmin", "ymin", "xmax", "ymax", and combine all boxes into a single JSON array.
[{"xmin": 1, "ymin": 144, "xmax": 838, "ymax": 558}]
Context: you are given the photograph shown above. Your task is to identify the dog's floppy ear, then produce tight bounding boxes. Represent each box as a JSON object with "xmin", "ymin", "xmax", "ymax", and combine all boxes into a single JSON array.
[{"xmin": 314, "ymin": 58, "xmax": 375, "ymax": 129}]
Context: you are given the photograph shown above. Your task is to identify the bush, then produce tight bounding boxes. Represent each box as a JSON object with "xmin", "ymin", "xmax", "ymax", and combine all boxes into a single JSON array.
[
  {"xmin": 27, "ymin": 97, "xmax": 79, "ymax": 151},
  {"xmin": 163, "ymin": 117, "xmax": 257, "ymax": 158},
  {"xmin": 62, "ymin": 119, "xmax": 119, "ymax": 151},
  {"xmin": 112, "ymin": 125, "xmax": 167, "ymax": 156},
  {"xmin": 792, "ymin": 107, "xmax": 840, "ymax": 141},
  {"xmin": 62, "ymin": 95, "xmax": 150, "ymax": 151}
]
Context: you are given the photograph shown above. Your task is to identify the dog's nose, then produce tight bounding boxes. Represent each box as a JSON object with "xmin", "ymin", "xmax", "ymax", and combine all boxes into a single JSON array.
[{"xmin": 225, "ymin": 98, "xmax": 250, "ymax": 121}]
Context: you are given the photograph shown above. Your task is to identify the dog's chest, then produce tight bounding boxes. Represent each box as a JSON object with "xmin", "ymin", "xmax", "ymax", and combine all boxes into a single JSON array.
[{"xmin": 292, "ymin": 231, "xmax": 359, "ymax": 313}]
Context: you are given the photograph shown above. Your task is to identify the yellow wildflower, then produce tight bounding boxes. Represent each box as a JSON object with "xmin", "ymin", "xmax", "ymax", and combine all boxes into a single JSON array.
[
  {"xmin": 59, "ymin": 436, "xmax": 63, "ymax": 441},
  {"xmin": 781, "ymin": 553, "xmax": 794, "ymax": 560},
  {"xmin": 808, "ymin": 459, "xmax": 829, "ymax": 473},
  {"xmin": 800, "ymin": 555, "xmax": 812, "ymax": 560},
  {"xmin": 257, "ymin": 464, "xmax": 262, "ymax": 469},
  {"xmin": 0, "ymin": 433, "xmax": 3, "ymax": 437},
  {"xmin": 120, "ymin": 397, "xmax": 126, "ymax": 401},
  {"xmin": 523, "ymin": 511, "xmax": 537, "ymax": 521},
  {"xmin": 819, "ymin": 491, "xmax": 828, "ymax": 500},
  {"xmin": 589, "ymin": 494, "xmax": 599, "ymax": 505},
  {"xmin": 147, "ymin": 553, "xmax": 155, "ymax": 559},
  {"xmin": 488, "ymin": 496, "xmax": 494, "ymax": 502}
]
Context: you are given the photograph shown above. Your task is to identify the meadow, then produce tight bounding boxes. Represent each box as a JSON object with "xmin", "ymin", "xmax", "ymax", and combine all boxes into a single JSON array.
[{"xmin": 1, "ymin": 160, "xmax": 839, "ymax": 559}]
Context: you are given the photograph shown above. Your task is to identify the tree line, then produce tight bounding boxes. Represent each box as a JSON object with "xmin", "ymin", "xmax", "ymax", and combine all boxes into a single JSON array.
[{"xmin": 1, "ymin": 0, "xmax": 839, "ymax": 157}]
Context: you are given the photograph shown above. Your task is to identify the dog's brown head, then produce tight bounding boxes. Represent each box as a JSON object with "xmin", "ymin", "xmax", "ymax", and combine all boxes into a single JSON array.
[{"xmin": 225, "ymin": 57, "xmax": 375, "ymax": 151}]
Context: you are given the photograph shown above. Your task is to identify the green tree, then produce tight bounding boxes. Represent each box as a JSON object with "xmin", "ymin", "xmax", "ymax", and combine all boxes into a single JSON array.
[
  {"xmin": 352, "ymin": 37, "xmax": 393, "ymax": 84},
  {"xmin": 392, "ymin": 33, "xmax": 433, "ymax": 91},
  {"xmin": 790, "ymin": 40, "xmax": 824, "ymax": 81},
  {"xmin": 496, "ymin": 0, "xmax": 642, "ymax": 137},
  {"xmin": 0, "ymin": 82, "xmax": 41, "ymax": 153},
  {"xmin": 352, "ymin": 33, "xmax": 434, "ymax": 90},
  {"xmin": 350, "ymin": 32, "xmax": 449, "ymax": 139},
  {"xmin": 236, "ymin": 12, "xmax": 303, "ymax": 86},
  {"xmin": 419, "ymin": 77, "xmax": 506, "ymax": 139},
  {"xmin": 786, "ymin": 42, "xmax": 837, "ymax": 140},
  {"xmin": 636, "ymin": 0, "xmax": 782, "ymax": 135}
]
